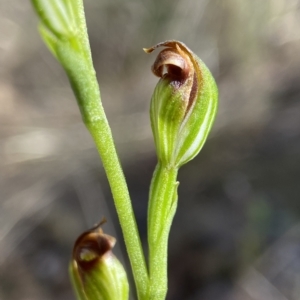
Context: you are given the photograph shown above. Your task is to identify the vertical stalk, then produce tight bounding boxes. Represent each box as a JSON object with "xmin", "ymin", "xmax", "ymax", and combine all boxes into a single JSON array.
[
  {"xmin": 31, "ymin": 0, "xmax": 149, "ymax": 297},
  {"xmin": 148, "ymin": 163, "xmax": 179, "ymax": 300},
  {"xmin": 58, "ymin": 22, "xmax": 149, "ymax": 300},
  {"xmin": 67, "ymin": 55, "xmax": 149, "ymax": 300},
  {"xmin": 87, "ymin": 119, "xmax": 149, "ymax": 300}
]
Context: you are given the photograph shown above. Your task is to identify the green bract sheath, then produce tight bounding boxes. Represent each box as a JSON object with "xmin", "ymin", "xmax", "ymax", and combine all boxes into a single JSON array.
[
  {"xmin": 145, "ymin": 41, "xmax": 218, "ymax": 167},
  {"xmin": 31, "ymin": 0, "xmax": 81, "ymax": 59},
  {"xmin": 70, "ymin": 224, "xmax": 129, "ymax": 300}
]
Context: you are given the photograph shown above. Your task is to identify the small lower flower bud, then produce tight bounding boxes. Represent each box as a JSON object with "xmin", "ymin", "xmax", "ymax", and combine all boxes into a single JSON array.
[{"xmin": 70, "ymin": 223, "xmax": 129, "ymax": 300}]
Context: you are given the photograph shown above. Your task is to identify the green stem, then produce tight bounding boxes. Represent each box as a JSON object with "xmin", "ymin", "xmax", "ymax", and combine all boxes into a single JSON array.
[
  {"xmin": 72, "ymin": 65, "xmax": 148, "ymax": 300},
  {"xmin": 148, "ymin": 163, "xmax": 179, "ymax": 300},
  {"xmin": 31, "ymin": 1, "xmax": 150, "ymax": 297},
  {"xmin": 53, "ymin": 5, "xmax": 149, "ymax": 300},
  {"xmin": 87, "ymin": 118, "xmax": 149, "ymax": 300}
]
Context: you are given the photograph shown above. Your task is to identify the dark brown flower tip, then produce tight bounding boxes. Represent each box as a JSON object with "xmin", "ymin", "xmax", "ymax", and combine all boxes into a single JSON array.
[
  {"xmin": 144, "ymin": 40, "xmax": 193, "ymax": 84},
  {"xmin": 72, "ymin": 222, "xmax": 116, "ymax": 272}
]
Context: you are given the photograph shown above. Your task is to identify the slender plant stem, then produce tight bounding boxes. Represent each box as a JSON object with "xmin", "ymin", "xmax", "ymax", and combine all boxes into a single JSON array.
[
  {"xmin": 148, "ymin": 163, "xmax": 179, "ymax": 300},
  {"xmin": 52, "ymin": 3, "xmax": 150, "ymax": 298},
  {"xmin": 73, "ymin": 69, "xmax": 149, "ymax": 300},
  {"xmin": 66, "ymin": 67, "xmax": 149, "ymax": 299},
  {"xmin": 87, "ymin": 121, "xmax": 149, "ymax": 300}
]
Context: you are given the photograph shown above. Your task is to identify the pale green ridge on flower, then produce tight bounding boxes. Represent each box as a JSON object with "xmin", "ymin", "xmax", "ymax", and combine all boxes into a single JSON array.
[{"xmin": 70, "ymin": 224, "xmax": 129, "ymax": 300}]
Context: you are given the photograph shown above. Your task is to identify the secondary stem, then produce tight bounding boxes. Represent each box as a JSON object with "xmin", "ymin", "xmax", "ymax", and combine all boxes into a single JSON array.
[{"xmin": 148, "ymin": 163, "xmax": 179, "ymax": 300}]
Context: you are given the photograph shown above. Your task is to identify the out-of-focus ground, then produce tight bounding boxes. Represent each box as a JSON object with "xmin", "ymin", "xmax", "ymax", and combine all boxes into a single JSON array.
[{"xmin": 1, "ymin": 0, "xmax": 300, "ymax": 299}]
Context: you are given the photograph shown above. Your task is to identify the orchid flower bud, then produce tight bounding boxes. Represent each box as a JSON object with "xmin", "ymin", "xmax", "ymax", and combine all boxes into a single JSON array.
[
  {"xmin": 31, "ymin": 0, "xmax": 86, "ymax": 62},
  {"xmin": 144, "ymin": 41, "xmax": 218, "ymax": 167},
  {"xmin": 31, "ymin": 0, "xmax": 77, "ymax": 39},
  {"xmin": 70, "ymin": 223, "xmax": 129, "ymax": 300}
]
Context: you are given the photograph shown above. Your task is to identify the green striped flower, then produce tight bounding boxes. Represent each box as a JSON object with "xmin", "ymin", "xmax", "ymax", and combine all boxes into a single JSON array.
[
  {"xmin": 145, "ymin": 41, "xmax": 218, "ymax": 167},
  {"xmin": 70, "ymin": 224, "xmax": 129, "ymax": 300}
]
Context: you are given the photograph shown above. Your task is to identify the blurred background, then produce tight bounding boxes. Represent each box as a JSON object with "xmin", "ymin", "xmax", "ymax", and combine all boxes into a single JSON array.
[{"xmin": 1, "ymin": 0, "xmax": 300, "ymax": 299}]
